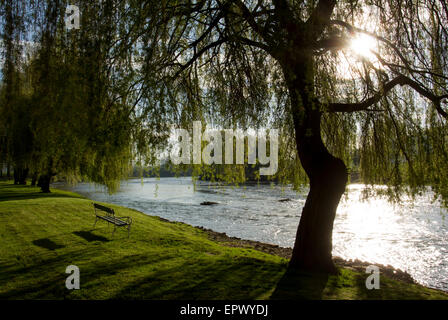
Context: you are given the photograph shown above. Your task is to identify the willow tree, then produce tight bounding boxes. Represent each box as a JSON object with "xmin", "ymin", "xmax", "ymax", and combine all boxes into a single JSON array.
[
  {"xmin": 123, "ymin": 0, "xmax": 448, "ymax": 273},
  {"xmin": 0, "ymin": 0, "xmax": 167, "ymax": 193},
  {"xmin": 25, "ymin": 0, "xmax": 137, "ymax": 192},
  {"xmin": 0, "ymin": 0, "xmax": 34, "ymax": 185}
]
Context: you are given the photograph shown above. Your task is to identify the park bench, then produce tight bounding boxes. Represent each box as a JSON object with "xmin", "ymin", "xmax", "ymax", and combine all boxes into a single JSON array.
[{"xmin": 92, "ymin": 203, "xmax": 132, "ymax": 238}]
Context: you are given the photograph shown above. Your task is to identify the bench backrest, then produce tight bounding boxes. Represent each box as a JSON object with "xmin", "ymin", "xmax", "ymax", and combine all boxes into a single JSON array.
[{"xmin": 93, "ymin": 203, "xmax": 115, "ymax": 217}]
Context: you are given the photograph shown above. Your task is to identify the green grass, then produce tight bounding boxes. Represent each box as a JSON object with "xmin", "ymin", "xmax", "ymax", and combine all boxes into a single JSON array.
[{"xmin": 0, "ymin": 181, "xmax": 447, "ymax": 300}]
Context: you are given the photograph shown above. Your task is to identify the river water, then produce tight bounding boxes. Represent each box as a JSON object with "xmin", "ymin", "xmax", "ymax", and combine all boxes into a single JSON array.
[{"xmin": 56, "ymin": 177, "xmax": 448, "ymax": 291}]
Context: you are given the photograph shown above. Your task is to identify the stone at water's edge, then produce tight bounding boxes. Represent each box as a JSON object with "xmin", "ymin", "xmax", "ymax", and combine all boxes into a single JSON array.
[{"xmin": 200, "ymin": 201, "xmax": 219, "ymax": 205}]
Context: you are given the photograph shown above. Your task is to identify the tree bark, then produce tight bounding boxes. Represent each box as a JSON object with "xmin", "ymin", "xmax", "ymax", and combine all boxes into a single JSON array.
[
  {"xmin": 283, "ymin": 58, "xmax": 348, "ymax": 273},
  {"xmin": 31, "ymin": 173, "xmax": 38, "ymax": 186},
  {"xmin": 13, "ymin": 167, "xmax": 29, "ymax": 185},
  {"xmin": 13, "ymin": 168, "xmax": 19, "ymax": 184},
  {"xmin": 37, "ymin": 174, "xmax": 51, "ymax": 193},
  {"xmin": 19, "ymin": 168, "xmax": 28, "ymax": 185},
  {"xmin": 289, "ymin": 136, "xmax": 347, "ymax": 273}
]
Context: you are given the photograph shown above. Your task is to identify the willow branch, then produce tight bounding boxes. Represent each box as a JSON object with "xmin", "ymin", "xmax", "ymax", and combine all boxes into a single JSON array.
[
  {"xmin": 313, "ymin": 36, "xmax": 350, "ymax": 54},
  {"xmin": 172, "ymin": 37, "xmax": 228, "ymax": 78},
  {"xmin": 233, "ymin": 0, "xmax": 270, "ymax": 42},
  {"xmin": 307, "ymin": 0, "xmax": 337, "ymax": 35},
  {"xmin": 328, "ymin": 74, "xmax": 448, "ymax": 119}
]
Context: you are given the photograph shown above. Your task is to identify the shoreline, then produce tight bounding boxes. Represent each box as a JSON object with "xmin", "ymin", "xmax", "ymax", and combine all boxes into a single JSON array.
[{"xmin": 158, "ymin": 217, "xmax": 418, "ymax": 285}]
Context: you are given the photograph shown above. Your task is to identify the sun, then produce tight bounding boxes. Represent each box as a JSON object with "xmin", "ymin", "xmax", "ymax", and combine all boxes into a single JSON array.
[
  {"xmin": 349, "ymin": 33, "xmax": 377, "ymax": 60},
  {"xmin": 336, "ymin": 33, "xmax": 380, "ymax": 79}
]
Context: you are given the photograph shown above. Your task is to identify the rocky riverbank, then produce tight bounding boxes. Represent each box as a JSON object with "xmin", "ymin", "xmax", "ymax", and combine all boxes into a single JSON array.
[{"xmin": 196, "ymin": 226, "xmax": 417, "ymax": 285}]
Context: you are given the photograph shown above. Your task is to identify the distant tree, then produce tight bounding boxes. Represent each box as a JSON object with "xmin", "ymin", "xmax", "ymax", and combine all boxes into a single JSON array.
[
  {"xmin": 0, "ymin": 0, "xmax": 33, "ymax": 185},
  {"xmin": 0, "ymin": 0, "xmax": 167, "ymax": 192}
]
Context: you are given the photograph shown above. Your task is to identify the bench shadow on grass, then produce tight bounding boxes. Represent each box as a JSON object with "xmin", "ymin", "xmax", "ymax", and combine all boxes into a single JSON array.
[
  {"xmin": 73, "ymin": 231, "xmax": 110, "ymax": 242},
  {"xmin": 32, "ymin": 238, "xmax": 65, "ymax": 251},
  {"xmin": 270, "ymin": 268, "xmax": 329, "ymax": 300}
]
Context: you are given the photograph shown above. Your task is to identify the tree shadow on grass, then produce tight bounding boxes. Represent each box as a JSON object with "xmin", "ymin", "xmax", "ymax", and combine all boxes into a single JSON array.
[
  {"xmin": 111, "ymin": 256, "xmax": 286, "ymax": 299},
  {"xmin": 0, "ymin": 244, "xmax": 288, "ymax": 299},
  {"xmin": 32, "ymin": 238, "xmax": 65, "ymax": 251},
  {"xmin": 270, "ymin": 267, "xmax": 329, "ymax": 300},
  {"xmin": 0, "ymin": 184, "xmax": 83, "ymax": 202},
  {"xmin": 73, "ymin": 231, "xmax": 110, "ymax": 242},
  {"xmin": 0, "ymin": 247, "xmax": 111, "ymax": 299}
]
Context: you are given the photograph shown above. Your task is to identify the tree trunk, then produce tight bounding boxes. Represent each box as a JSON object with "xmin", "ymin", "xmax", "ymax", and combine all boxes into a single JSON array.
[
  {"xmin": 19, "ymin": 168, "xmax": 28, "ymax": 185},
  {"xmin": 37, "ymin": 174, "xmax": 51, "ymax": 193},
  {"xmin": 289, "ymin": 139, "xmax": 347, "ymax": 273},
  {"xmin": 37, "ymin": 159, "xmax": 55, "ymax": 193},
  {"xmin": 7, "ymin": 163, "xmax": 11, "ymax": 179},
  {"xmin": 13, "ymin": 167, "xmax": 29, "ymax": 185},
  {"xmin": 13, "ymin": 167, "xmax": 20, "ymax": 184},
  {"xmin": 283, "ymin": 58, "xmax": 348, "ymax": 273},
  {"xmin": 31, "ymin": 173, "xmax": 38, "ymax": 186}
]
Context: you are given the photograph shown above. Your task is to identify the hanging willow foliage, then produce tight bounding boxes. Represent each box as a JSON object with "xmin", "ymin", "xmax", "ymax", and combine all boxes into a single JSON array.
[
  {"xmin": 0, "ymin": 0, "xmax": 447, "ymax": 204},
  {"xmin": 0, "ymin": 0, "xmax": 170, "ymax": 192},
  {"xmin": 126, "ymin": 0, "xmax": 448, "ymax": 203}
]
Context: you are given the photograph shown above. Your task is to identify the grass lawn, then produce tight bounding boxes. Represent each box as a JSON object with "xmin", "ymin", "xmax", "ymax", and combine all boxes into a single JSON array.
[{"xmin": 0, "ymin": 181, "xmax": 447, "ymax": 300}]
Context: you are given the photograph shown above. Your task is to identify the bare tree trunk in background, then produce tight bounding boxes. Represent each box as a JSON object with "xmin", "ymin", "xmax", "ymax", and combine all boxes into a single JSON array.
[{"xmin": 31, "ymin": 172, "xmax": 38, "ymax": 186}]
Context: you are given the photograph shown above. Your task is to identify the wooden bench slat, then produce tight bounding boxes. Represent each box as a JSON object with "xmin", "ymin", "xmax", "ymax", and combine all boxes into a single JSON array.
[
  {"xmin": 93, "ymin": 203, "xmax": 115, "ymax": 214},
  {"xmin": 97, "ymin": 215, "xmax": 128, "ymax": 226}
]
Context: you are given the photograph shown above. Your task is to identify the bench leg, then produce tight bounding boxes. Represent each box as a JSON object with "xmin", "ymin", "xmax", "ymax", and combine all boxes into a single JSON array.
[
  {"xmin": 93, "ymin": 217, "xmax": 98, "ymax": 228},
  {"xmin": 127, "ymin": 224, "xmax": 131, "ymax": 238},
  {"xmin": 112, "ymin": 224, "xmax": 116, "ymax": 237}
]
